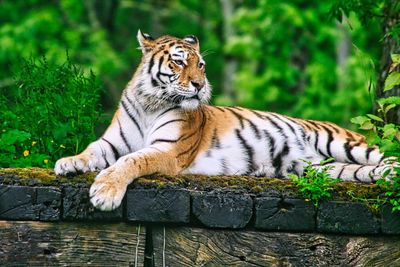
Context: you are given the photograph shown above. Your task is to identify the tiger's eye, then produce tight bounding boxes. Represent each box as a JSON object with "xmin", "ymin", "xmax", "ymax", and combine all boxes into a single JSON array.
[
  {"xmin": 199, "ymin": 62, "xmax": 205, "ymax": 69},
  {"xmin": 174, "ymin": 60, "xmax": 184, "ymax": 66}
]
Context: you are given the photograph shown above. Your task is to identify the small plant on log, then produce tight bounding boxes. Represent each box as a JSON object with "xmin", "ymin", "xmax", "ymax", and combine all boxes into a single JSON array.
[
  {"xmin": 0, "ymin": 55, "xmax": 102, "ymax": 168},
  {"xmin": 289, "ymin": 158, "xmax": 341, "ymax": 206}
]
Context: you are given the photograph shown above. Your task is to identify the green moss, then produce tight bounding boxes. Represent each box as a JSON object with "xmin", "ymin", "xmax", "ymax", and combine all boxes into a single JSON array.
[
  {"xmin": 0, "ymin": 168, "xmax": 96, "ymax": 186},
  {"xmin": 0, "ymin": 168, "xmax": 389, "ymax": 206}
]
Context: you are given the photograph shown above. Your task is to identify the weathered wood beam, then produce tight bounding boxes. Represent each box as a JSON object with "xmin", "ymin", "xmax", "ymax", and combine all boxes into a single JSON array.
[
  {"xmin": 0, "ymin": 221, "xmax": 146, "ymax": 266},
  {"xmin": 152, "ymin": 227, "xmax": 400, "ymax": 267}
]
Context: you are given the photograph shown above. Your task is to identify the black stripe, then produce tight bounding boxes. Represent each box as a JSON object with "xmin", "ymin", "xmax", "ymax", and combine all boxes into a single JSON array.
[
  {"xmin": 213, "ymin": 106, "xmax": 226, "ymax": 112},
  {"xmin": 226, "ymin": 108, "xmax": 244, "ymax": 128},
  {"xmin": 180, "ymin": 130, "xmax": 198, "ymax": 142},
  {"xmin": 337, "ymin": 164, "xmax": 349, "ymax": 179},
  {"xmin": 265, "ymin": 115, "xmax": 288, "ymax": 138},
  {"xmin": 148, "ymin": 54, "xmax": 155, "ymax": 74},
  {"xmin": 152, "ymin": 119, "xmax": 185, "ymax": 134},
  {"xmin": 327, "ymin": 123, "xmax": 340, "ymax": 133},
  {"xmin": 177, "ymin": 134, "xmax": 202, "ymax": 158},
  {"xmin": 220, "ymin": 158, "xmax": 229, "ymax": 174},
  {"xmin": 211, "ymin": 128, "xmax": 221, "ymax": 149},
  {"xmin": 156, "ymin": 56, "xmax": 166, "ymax": 84},
  {"xmin": 150, "ymin": 137, "xmax": 181, "ymax": 145},
  {"xmin": 156, "ymin": 106, "xmax": 180, "ymax": 120},
  {"xmin": 273, "ymin": 142, "xmax": 290, "ymax": 178},
  {"xmin": 263, "ymin": 130, "xmax": 276, "ymax": 160},
  {"xmin": 378, "ymin": 155, "xmax": 386, "ymax": 164},
  {"xmin": 227, "ymin": 109, "xmax": 262, "ymax": 139},
  {"xmin": 306, "ymin": 120, "xmax": 321, "ymax": 130},
  {"xmin": 177, "ymin": 109, "xmax": 206, "ymax": 158},
  {"xmin": 272, "ymin": 114, "xmax": 305, "ymax": 150},
  {"xmin": 370, "ymin": 165, "xmax": 379, "ymax": 181},
  {"xmin": 284, "ymin": 116, "xmax": 308, "ymax": 142},
  {"xmin": 353, "ymin": 165, "xmax": 364, "ymax": 181},
  {"xmin": 124, "ymin": 91, "xmax": 142, "ymax": 117},
  {"xmin": 269, "ymin": 113, "xmax": 296, "ymax": 135},
  {"xmin": 117, "ymin": 119, "xmax": 130, "ymax": 150},
  {"xmin": 159, "ymin": 71, "xmax": 174, "ymax": 78},
  {"xmin": 121, "ymin": 100, "xmax": 144, "ymax": 137},
  {"xmin": 101, "ymin": 138, "xmax": 120, "ymax": 160},
  {"xmin": 247, "ymin": 120, "xmax": 261, "ymax": 139},
  {"xmin": 248, "ymin": 109, "xmax": 265, "ymax": 119},
  {"xmin": 344, "ymin": 142, "xmax": 359, "ymax": 164},
  {"xmin": 365, "ymin": 147, "xmax": 375, "ymax": 161},
  {"xmin": 314, "ymin": 131, "xmax": 319, "ymax": 151},
  {"xmin": 320, "ymin": 125, "xmax": 333, "ymax": 157},
  {"xmin": 313, "ymin": 131, "xmax": 328, "ymax": 158},
  {"xmin": 235, "ymin": 129, "xmax": 255, "ymax": 174},
  {"xmin": 151, "ymin": 78, "xmax": 159, "ymax": 87},
  {"xmin": 100, "ymin": 145, "xmax": 111, "ymax": 168}
]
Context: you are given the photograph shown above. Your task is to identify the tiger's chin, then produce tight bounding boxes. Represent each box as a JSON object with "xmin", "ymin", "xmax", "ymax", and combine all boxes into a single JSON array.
[{"xmin": 179, "ymin": 98, "xmax": 202, "ymax": 110}]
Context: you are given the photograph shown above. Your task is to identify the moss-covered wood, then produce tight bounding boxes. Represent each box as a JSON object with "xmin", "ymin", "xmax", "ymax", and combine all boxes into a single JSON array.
[
  {"xmin": 0, "ymin": 168, "xmax": 388, "ymax": 202},
  {"xmin": 1, "ymin": 167, "xmax": 399, "ymax": 234}
]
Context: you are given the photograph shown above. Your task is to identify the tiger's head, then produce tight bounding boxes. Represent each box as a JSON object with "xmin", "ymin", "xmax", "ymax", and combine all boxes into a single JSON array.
[{"xmin": 134, "ymin": 30, "xmax": 211, "ymax": 111}]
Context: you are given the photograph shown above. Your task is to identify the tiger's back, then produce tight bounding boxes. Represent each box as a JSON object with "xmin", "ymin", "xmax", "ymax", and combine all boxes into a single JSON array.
[
  {"xmin": 173, "ymin": 105, "xmax": 385, "ymax": 182},
  {"xmin": 54, "ymin": 31, "xmax": 394, "ymax": 211}
]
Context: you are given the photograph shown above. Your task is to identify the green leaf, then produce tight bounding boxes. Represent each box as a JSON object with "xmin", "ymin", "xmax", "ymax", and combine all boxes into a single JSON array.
[
  {"xmin": 0, "ymin": 130, "xmax": 31, "ymax": 146},
  {"xmin": 383, "ymin": 124, "xmax": 399, "ymax": 139},
  {"xmin": 366, "ymin": 114, "xmax": 384, "ymax": 122},
  {"xmin": 384, "ymin": 104, "xmax": 397, "ymax": 114},
  {"xmin": 359, "ymin": 121, "xmax": 375, "ymax": 130},
  {"xmin": 350, "ymin": 116, "xmax": 370, "ymax": 126},
  {"xmin": 377, "ymin": 97, "xmax": 400, "ymax": 106},
  {"xmin": 391, "ymin": 54, "xmax": 400, "ymax": 64},
  {"xmin": 384, "ymin": 72, "xmax": 400, "ymax": 92}
]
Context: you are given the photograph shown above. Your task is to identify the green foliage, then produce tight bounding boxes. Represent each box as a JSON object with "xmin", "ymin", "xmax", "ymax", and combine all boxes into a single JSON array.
[
  {"xmin": 351, "ymin": 53, "xmax": 400, "ymax": 212},
  {"xmin": 220, "ymin": 1, "xmax": 377, "ymax": 127},
  {"xmin": 329, "ymin": 0, "xmax": 400, "ymax": 42},
  {"xmin": 0, "ymin": 56, "xmax": 101, "ymax": 168},
  {"xmin": 351, "ymin": 59, "xmax": 400, "ymax": 158},
  {"xmin": 290, "ymin": 159, "xmax": 341, "ymax": 206},
  {"xmin": 329, "ymin": 0, "xmax": 380, "ymax": 24},
  {"xmin": 376, "ymin": 166, "xmax": 400, "ymax": 212},
  {"xmin": 384, "ymin": 54, "xmax": 400, "ymax": 92}
]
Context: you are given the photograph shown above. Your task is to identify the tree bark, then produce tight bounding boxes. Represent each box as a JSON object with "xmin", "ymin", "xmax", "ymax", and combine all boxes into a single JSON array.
[
  {"xmin": 376, "ymin": 0, "xmax": 400, "ymax": 123},
  {"xmin": 336, "ymin": 20, "xmax": 351, "ymax": 91},
  {"xmin": 220, "ymin": 0, "xmax": 237, "ymax": 102}
]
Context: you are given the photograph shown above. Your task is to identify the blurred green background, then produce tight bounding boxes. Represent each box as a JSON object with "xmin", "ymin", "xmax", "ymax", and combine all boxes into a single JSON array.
[{"xmin": 0, "ymin": 0, "xmax": 398, "ymax": 167}]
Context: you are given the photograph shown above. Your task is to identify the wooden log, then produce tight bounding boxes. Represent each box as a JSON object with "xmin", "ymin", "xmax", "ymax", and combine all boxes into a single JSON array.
[
  {"xmin": 152, "ymin": 227, "xmax": 400, "ymax": 267},
  {"xmin": 0, "ymin": 221, "xmax": 146, "ymax": 266}
]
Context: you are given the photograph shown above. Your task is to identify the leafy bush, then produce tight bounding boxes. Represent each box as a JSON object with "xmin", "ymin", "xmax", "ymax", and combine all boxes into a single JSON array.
[
  {"xmin": 351, "ymin": 54, "xmax": 400, "ymax": 212},
  {"xmin": 0, "ymin": 56, "xmax": 102, "ymax": 168},
  {"xmin": 290, "ymin": 159, "xmax": 341, "ymax": 206}
]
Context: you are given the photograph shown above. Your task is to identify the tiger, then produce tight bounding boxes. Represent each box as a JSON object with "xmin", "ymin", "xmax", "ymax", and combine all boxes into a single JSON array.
[{"xmin": 55, "ymin": 30, "xmax": 395, "ymax": 211}]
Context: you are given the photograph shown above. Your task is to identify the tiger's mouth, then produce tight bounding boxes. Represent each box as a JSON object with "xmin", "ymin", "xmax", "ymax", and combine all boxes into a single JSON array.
[{"xmin": 169, "ymin": 93, "xmax": 199, "ymax": 104}]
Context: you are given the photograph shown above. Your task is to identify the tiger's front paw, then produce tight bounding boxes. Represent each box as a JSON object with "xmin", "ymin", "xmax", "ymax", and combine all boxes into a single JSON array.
[
  {"xmin": 89, "ymin": 168, "xmax": 127, "ymax": 211},
  {"xmin": 54, "ymin": 154, "xmax": 102, "ymax": 176}
]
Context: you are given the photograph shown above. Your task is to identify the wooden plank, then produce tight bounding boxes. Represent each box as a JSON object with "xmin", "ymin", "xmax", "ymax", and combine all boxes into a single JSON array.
[
  {"xmin": 0, "ymin": 221, "xmax": 145, "ymax": 267},
  {"xmin": 152, "ymin": 227, "xmax": 400, "ymax": 267}
]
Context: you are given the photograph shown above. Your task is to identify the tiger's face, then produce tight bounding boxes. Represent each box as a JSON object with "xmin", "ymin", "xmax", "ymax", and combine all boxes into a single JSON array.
[{"xmin": 136, "ymin": 30, "xmax": 211, "ymax": 111}]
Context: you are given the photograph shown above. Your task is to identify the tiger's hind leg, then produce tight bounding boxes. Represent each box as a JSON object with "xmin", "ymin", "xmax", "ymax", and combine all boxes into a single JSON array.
[{"xmin": 315, "ymin": 162, "xmax": 397, "ymax": 183}]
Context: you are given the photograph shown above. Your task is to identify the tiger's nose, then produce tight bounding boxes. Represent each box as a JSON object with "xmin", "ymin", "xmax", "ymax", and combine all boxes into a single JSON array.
[{"xmin": 191, "ymin": 80, "xmax": 205, "ymax": 91}]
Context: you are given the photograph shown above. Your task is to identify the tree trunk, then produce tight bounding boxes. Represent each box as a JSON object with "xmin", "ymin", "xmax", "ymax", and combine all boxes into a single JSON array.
[
  {"xmin": 376, "ymin": 0, "xmax": 400, "ymax": 123},
  {"xmin": 336, "ymin": 20, "xmax": 351, "ymax": 91},
  {"xmin": 220, "ymin": 0, "xmax": 237, "ymax": 102}
]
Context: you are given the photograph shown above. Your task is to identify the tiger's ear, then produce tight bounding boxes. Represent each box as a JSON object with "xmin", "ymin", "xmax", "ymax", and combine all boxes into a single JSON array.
[
  {"xmin": 137, "ymin": 29, "xmax": 155, "ymax": 54},
  {"xmin": 183, "ymin": 35, "xmax": 199, "ymax": 50}
]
